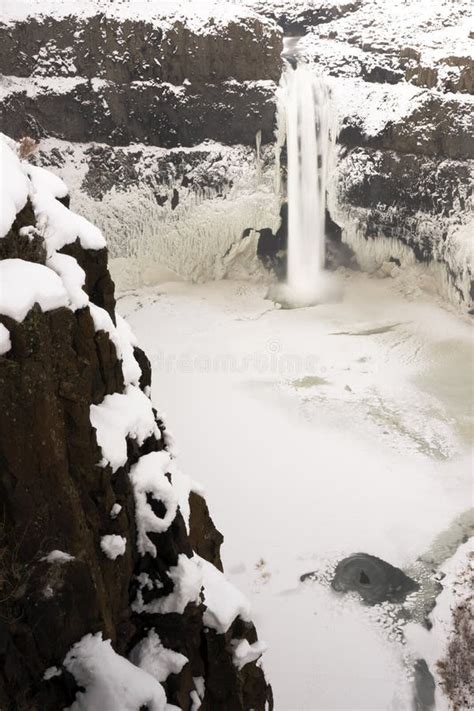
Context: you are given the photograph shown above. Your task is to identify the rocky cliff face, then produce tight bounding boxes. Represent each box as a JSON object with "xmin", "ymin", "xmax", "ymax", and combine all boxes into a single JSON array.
[
  {"xmin": 0, "ymin": 1, "xmax": 283, "ymax": 291},
  {"xmin": 293, "ymin": 0, "xmax": 473, "ymax": 309},
  {"xmin": 0, "ymin": 136, "xmax": 272, "ymax": 711},
  {"xmin": 0, "ymin": 5, "xmax": 282, "ymax": 147},
  {"xmin": 0, "ymin": 0, "xmax": 471, "ymax": 308}
]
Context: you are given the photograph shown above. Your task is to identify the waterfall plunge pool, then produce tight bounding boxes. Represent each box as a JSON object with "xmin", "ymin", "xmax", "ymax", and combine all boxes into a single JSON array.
[{"xmin": 120, "ymin": 270, "xmax": 473, "ymax": 711}]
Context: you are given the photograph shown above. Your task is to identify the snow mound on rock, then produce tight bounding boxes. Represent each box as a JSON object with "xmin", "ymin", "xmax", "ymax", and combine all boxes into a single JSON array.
[{"xmin": 63, "ymin": 633, "xmax": 167, "ymax": 711}]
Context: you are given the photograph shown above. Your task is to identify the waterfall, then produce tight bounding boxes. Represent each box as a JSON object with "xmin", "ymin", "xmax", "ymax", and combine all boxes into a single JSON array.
[{"xmin": 278, "ymin": 63, "xmax": 332, "ymax": 305}]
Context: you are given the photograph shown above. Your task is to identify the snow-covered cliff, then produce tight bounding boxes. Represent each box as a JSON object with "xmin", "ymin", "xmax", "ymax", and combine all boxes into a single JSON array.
[
  {"xmin": 271, "ymin": 0, "xmax": 473, "ymax": 309},
  {"xmin": 0, "ymin": 134, "xmax": 272, "ymax": 711}
]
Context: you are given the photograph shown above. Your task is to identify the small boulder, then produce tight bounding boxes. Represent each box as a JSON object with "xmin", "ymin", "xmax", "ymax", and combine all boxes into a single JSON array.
[{"xmin": 331, "ymin": 553, "xmax": 419, "ymax": 604}]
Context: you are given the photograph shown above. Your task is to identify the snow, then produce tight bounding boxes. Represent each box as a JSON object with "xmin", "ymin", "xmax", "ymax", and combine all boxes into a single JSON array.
[
  {"xmin": 0, "ymin": 323, "xmax": 11, "ymax": 355},
  {"xmin": 0, "ymin": 258, "xmax": 69, "ymax": 321},
  {"xmin": 190, "ymin": 690, "xmax": 201, "ymax": 711},
  {"xmin": 198, "ymin": 555, "xmax": 252, "ymax": 633},
  {"xmin": 129, "ymin": 451, "xmax": 178, "ymax": 557},
  {"xmin": 193, "ymin": 677, "xmax": 205, "ymax": 701},
  {"xmin": 327, "ymin": 76, "xmax": 426, "ymax": 138},
  {"xmin": 32, "ymin": 190, "xmax": 105, "ymax": 257},
  {"xmin": 129, "ymin": 629, "xmax": 188, "ymax": 683},
  {"xmin": 110, "ymin": 503, "xmax": 122, "ymax": 519},
  {"xmin": 122, "ymin": 275, "xmax": 473, "ymax": 709},
  {"xmin": 100, "ymin": 534, "xmax": 127, "ymax": 560},
  {"xmin": 0, "ymin": 0, "xmax": 276, "ymax": 37},
  {"xmin": 90, "ymin": 385, "xmax": 160, "ymax": 472},
  {"xmin": 135, "ymin": 554, "xmax": 203, "ymax": 615},
  {"xmin": 0, "ymin": 139, "xmax": 29, "ymax": 237},
  {"xmin": 46, "ymin": 252, "xmax": 89, "ymax": 311},
  {"xmin": 63, "ymin": 633, "xmax": 167, "ymax": 711},
  {"xmin": 295, "ymin": 0, "xmax": 473, "ymax": 92},
  {"xmin": 41, "ymin": 550, "xmax": 74, "ymax": 564},
  {"xmin": 27, "ymin": 164, "xmax": 68, "ymax": 200},
  {"xmin": 43, "ymin": 666, "xmax": 62, "ymax": 680},
  {"xmin": 89, "ymin": 305, "xmax": 141, "ymax": 386},
  {"xmin": 231, "ymin": 638, "xmax": 267, "ymax": 670},
  {"xmin": 115, "ymin": 314, "xmax": 142, "ymax": 386}
]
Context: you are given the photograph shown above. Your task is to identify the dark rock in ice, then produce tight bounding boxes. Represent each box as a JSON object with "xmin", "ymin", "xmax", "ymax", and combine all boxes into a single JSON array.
[
  {"xmin": 257, "ymin": 202, "xmax": 288, "ymax": 280},
  {"xmin": 256, "ymin": 203, "xmax": 355, "ymax": 279},
  {"xmin": 331, "ymin": 553, "xmax": 419, "ymax": 604},
  {"xmin": 413, "ymin": 659, "xmax": 436, "ymax": 711}
]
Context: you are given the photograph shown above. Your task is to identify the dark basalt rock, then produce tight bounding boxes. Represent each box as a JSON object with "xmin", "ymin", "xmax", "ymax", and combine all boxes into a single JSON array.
[
  {"xmin": 0, "ymin": 12, "xmax": 282, "ymax": 149},
  {"xmin": 0, "ymin": 15, "xmax": 282, "ymax": 84},
  {"xmin": 75, "ymin": 144, "xmax": 235, "ymax": 201},
  {"xmin": 257, "ymin": 202, "xmax": 288, "ymax": 279},
  {"xmin": 331, "ymin": 553, "xmax": 420, "ymax": 605},
  {"xmin": 339, "ymin": 94, "xmax": 474, "ymax": 161},
  {"xmin": 256, "ymin": 202, "xmax": 356, "ymax": 277},
  {"xmin": 255, "ymin": 0, "xmax": 363, "ymax": 35},
  {"xmin": 338, "ymin": 148, "xmax": 472, "ymax": 218},
  {"xmin": 0, "ymin": 79, "xmax": 278, "ymax": 148}
]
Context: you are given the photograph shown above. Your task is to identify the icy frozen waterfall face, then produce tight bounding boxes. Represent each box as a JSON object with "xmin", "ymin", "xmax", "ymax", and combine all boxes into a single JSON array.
[{"xmin": 279, "ymin": 63, "xmax": 333, "ymax": 307}]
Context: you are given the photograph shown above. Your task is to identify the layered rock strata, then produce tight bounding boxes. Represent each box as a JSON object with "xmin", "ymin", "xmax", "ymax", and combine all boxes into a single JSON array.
[{"xmin": 0, "ymin": 0, "xmax": 471, "ymax": 308}]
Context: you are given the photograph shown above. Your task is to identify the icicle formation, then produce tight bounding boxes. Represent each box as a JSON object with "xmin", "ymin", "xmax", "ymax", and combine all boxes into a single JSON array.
[{"xmin": 280, "ymin": 63, "xmax": 331, "ymax": 304}]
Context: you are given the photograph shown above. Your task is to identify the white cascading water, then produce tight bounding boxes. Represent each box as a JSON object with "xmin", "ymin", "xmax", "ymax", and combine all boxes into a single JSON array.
[{"xmin": 279, "ymin": 63, "xmax": 331, "ymax": 305}]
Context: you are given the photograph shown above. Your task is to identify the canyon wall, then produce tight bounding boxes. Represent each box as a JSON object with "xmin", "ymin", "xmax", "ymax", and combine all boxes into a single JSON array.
[
  {"xmin": 293, "ymin": 0, "xmax": 473, "ymax": 309},
  {"xmin": 0, "ymin": 0, "xmax": 471, "ymax": 307},
  {"xmin": 0, "ymin": 2, "xmax": 283, "ymax": 289}
]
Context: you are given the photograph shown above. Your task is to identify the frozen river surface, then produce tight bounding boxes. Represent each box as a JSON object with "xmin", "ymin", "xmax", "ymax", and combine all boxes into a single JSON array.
[{"xmin": 120, "ymin": 273, "xmax": 473, "ymax": 711}]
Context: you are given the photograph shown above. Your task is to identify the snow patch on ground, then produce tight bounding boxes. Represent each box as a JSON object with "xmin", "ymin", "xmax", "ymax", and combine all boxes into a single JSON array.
[
  {"xmin": 43, "ymin": 666, "xmax": 62, "ymax": 680},
  {"xmin": 27, "ymin": 164, "xmax": 68, "ymax": 200},
  {"xmin": 109, "ymin": 503, "xmax": 122, "ymax": 519},
  {"xmin": 122, "ymin": 276, "xmax": 473, "ymax": 709}
]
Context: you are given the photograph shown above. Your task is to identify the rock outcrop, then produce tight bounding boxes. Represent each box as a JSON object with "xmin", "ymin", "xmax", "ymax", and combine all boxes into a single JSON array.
[
  {"xmin": 0, "ymin": 5, "xmax": 282, "ymax": 147},
  {"xmin": 0, "ymin": 136, "xmax": 272, "ymax": 711}
]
